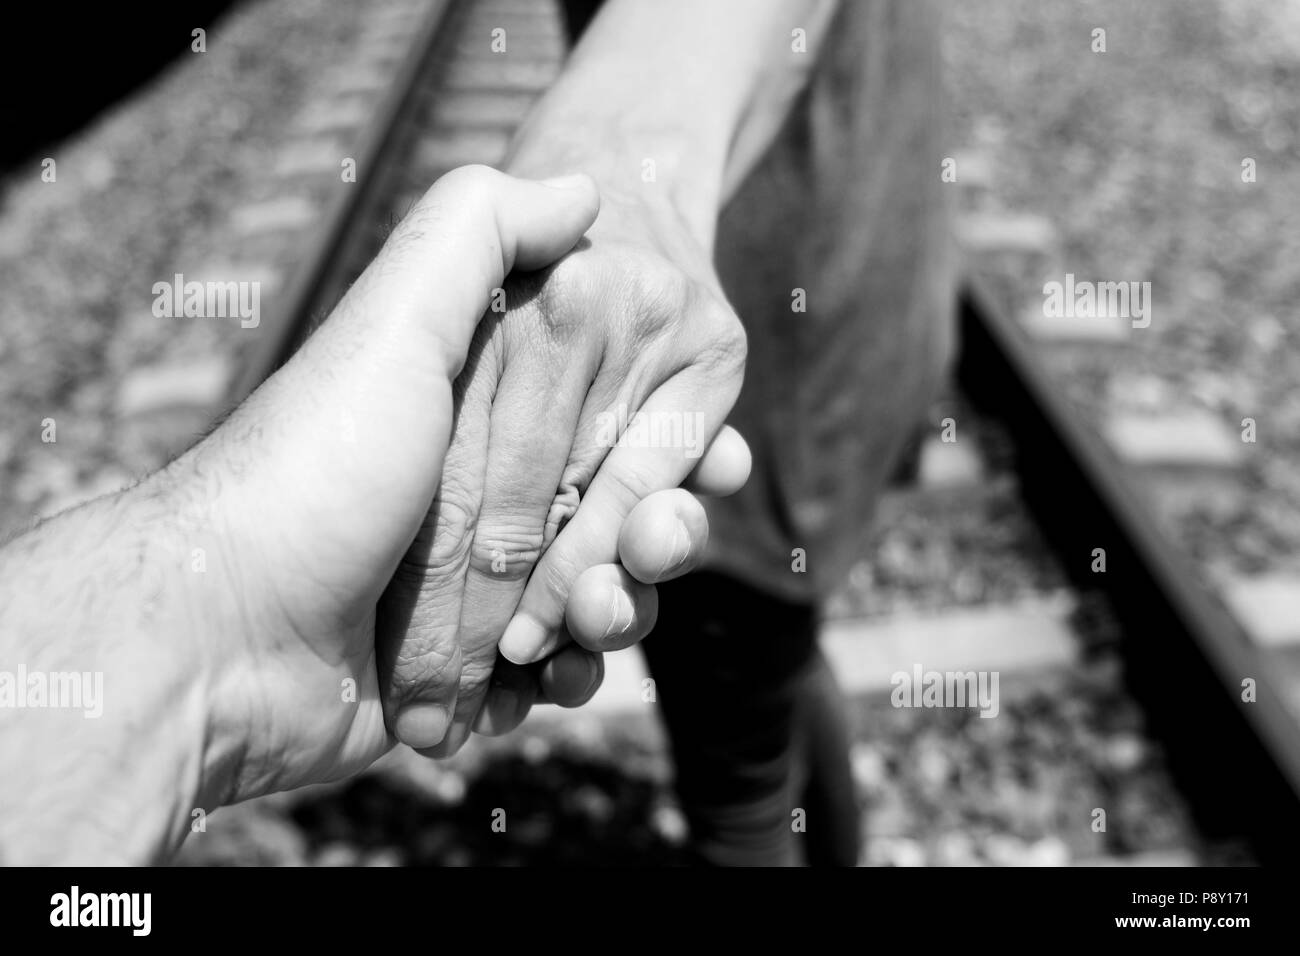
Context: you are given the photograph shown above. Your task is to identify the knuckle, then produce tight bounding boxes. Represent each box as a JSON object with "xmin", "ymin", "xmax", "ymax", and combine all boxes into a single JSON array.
[
  {"xmin": 467, "ymin": 521, "xmax": 544, "ymax": 581},
  {"xmin": 517, "ymin": 255, "xmax": 588, "ymax": 341},
  {"xmin": 627, "ymin": 259, "xmax": 692, "ymax": 334},
  {"xmin": 411, "ymin": 166, "xmax": 502, "ymax": 249},
  {"xmin": 419, "ymin": 486, "xmax": 478, "ymax": 576},
  {"xmin": 570, "ymin": 243, "xmax": 691, "ymax": 338},
  {"xmin": 694, "ymin": 297, "xmax": 748, "ymax": 373},
  {"xmin": 439, "ymin": 163, "xmax": 498, "ymax": 203},
  {"xmin": 408, "ymin": 165, "xmax": 494, "ymax": 232}
]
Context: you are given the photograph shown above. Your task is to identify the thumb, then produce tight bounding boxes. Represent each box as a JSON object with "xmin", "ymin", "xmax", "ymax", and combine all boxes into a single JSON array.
[
  {"xmin": 324, "ymin": 164, "xmax": 601, "ymax": 381},
  {"xmin": 215, "ymin": 166, "xmax": 599, "ymax": 606},
  {"xmin": 382, "ymin": 165, "xmax": 602, "ymax": 378}
]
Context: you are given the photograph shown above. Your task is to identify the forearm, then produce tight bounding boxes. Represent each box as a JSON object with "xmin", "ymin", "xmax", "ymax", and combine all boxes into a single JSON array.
[
  {"xmin": 505, "ymin": 0, "xmax": 838, "ymax": 249},
  {"xmin": 0, "ymin": 476, "xmax": 241, "ymax": 864}
]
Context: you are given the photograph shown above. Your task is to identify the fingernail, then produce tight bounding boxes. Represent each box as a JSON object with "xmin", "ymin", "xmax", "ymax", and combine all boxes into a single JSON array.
[
  {"xmin": 500, "ymin": 614, "xmax": 554, "ymax": 665},
  {"xmin": 658, "ymin": 519, "xmax": 692, "ymax": 578},
  {"xmin": 605, "ymin": 588, "xmax": 636, "ymax": 638},
  {"xmin": 538, "ymin": 173, "xmax": 588, "ymax": 190},
  {"xmin": 393, "ymin": 703, "xmax": 450, "ymax": 750}
]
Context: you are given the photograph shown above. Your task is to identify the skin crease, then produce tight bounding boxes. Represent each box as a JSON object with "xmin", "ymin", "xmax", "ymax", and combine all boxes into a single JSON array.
[
  {"xmin": 379, "ymin": 0, "xmax": 830, "ymax": 753},
  {"xmin": 0, "ymin": 167, "xmax": 740, "ymax": 864}
]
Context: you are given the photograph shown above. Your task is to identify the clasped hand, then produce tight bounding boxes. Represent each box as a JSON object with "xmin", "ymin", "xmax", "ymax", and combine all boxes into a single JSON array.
[
  {"xmin": 178, "ymin": 165, "xmax": 749, "ymax": 798},
  {"xmin": 0, "ymin": 167, "xmax": 749, "ymax": 866}
]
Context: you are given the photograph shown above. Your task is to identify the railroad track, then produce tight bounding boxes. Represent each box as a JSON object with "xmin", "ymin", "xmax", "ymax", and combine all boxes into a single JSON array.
[
  {"xmin": 224, "ymin": 0, "xmax": 565, "ymax": 404},
  {"xmin": 200, "ymin": 0, "xmax": 1298, "ymax": 862},
  {"xmin": 959, "ymin": 280, "xmax": 1300, "ymax": 863}
]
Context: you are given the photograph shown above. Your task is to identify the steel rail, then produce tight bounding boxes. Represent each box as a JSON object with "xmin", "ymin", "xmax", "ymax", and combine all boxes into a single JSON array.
[{"xmin": 958, "ymin": 277, "xmax": 1300, "ymax": 860}]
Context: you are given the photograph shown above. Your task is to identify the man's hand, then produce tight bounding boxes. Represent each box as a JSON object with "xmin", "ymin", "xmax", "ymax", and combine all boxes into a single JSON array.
[
  {"xmin": 379, "ymin": 186, "xmax": 750, "ymax": 755},
  {"xmin": 186, "ymin": 167, "xmax": 608, "ymax": 801},
  {"xmin": 0, "ymin": 166, "xmax": 651, "ymax": 862}
]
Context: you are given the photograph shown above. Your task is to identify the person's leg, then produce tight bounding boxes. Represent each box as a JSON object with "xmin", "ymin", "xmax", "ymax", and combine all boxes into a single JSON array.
[
  {"xmin": 641, "ymin": 572, "xmax": 818, "ymax": 866},
  {"xmin": 791, "ymin": 648, "xmax": 861, "ymax": 867},
  {"xmin": 645, "ymin": 0, "xmax": 954, "ymax": 865}
]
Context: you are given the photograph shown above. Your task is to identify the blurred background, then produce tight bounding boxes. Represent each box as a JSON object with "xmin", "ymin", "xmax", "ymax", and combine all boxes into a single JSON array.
[{"xmin": 1, "ymin": 0, "xmax": 1296, "ymax": 865}]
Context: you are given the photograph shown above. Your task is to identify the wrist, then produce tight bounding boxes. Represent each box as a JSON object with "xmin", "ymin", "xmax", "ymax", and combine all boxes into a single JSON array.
[
  {"xmin": 0, "ymin": 479, "xmax": 242, "ymax": 863},
  {"xmin": 97, "ymin": 473, "xmax": 251, "ymax": 851},
  {"xmin": 504, "ymin": 107, "xmax": 724, "ymax": 252},
  {"xmin": 152, "ymin": 452, "xmax": 266, "ymax": 808}
]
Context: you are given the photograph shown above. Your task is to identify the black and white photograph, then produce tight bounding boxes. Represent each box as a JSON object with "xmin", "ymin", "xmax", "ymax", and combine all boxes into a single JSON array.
[{"xmin": 0, "ymin": 0, "xmax": 1292, "ymax": 929}]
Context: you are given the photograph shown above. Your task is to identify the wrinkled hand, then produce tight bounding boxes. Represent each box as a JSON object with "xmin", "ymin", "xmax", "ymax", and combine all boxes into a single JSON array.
[
  {"xmin": 175, "ymin": 166, "xmax": 606, "ymax": 799},
  {"xmin": 379, "ymin": 189, "xmax": 750, "ymax": 755}
]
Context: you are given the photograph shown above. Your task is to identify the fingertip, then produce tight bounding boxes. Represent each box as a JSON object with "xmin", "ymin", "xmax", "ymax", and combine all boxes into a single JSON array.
[
  {"xmin": 684, "ymin": 425, "xmax": 751, "ymax": 497},
  {"xmin": 618, "ymin": 488, "xmax": 708, "ymax": 584},
  {"xmin": 415, "ymin": 719, "xmax": 473, "ymax": 759},
  {"xmin": 499, "ymin": 613, "xmax": 557, "ymax": 665},
  {"xmin": 565, "ymin": 564, "xmax": 658, "ymax": 651},
  {"xmin": 392, "ymin": 703, "xmax": 451, "ymax": 751},
  {"xmin": 539, "ymin": 647, "xmax": 604, "ymax": 708},
  {"xmin": 472, "ymin": 677, "xmax": 537, "ymax": 737},
  {"xmin": 510, "ymin": 172, "xmax": 600, "ymax": 272}
]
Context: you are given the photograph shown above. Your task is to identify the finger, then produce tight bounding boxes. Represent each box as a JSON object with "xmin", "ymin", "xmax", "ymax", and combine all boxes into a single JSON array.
[
  {"xmin": 499, "ymin": 370, "xmax": 738, "ymax": 665},
  {"xmin": 475, "ymin": 645, "xmax": 604, "ymax": 737},
  {"xmin": 491, "ymin": 485, "xmax": 708, "ymax": 669},
  {"xmin": 230, "ymin": 166, "xmax": 599, "ymax": 609},
  {"xmin": 372, "ymin": 169, "xmax": 597, "ymax": 751},
  {"xmin": 377, "ymin": 354, "xmax": 496, "ymax": 750},
  {"xmin": 539, "ymin": 645, "xmax": 605, "ymax": 708},
  {"xmin": 375, "ymin": 165, "xmax": 601, "ymax": 378},
  {"xmin": 469, "ymin": 655, "xmax": 540, "ymax": 736},
  {"xmin": 436, "ymin": 309, "xmax": 598, "ymax": 753},
  {"xmin": 681, "ymin": 425, "xmax": 751, "ymax": 497},
  {"xmin": 617, "ymin": 488, "xmax": 709, "ymax": 586},
  {"xmin": 377, "ymin": 539, "xmax": 466, "ymax": 749},
  {"xmin": 564, "ymin": 563, "xmax": 659, "ymax": 653},
  {"xmin": 479, "ymin": 457, "xmax": 716, "ymax": 679}
]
